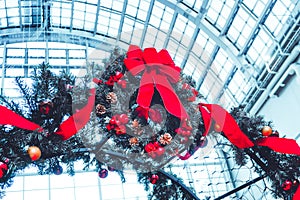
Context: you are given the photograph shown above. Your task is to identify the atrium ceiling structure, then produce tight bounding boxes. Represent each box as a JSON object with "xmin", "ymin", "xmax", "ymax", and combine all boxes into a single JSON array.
[
  {"xmin": 0, "ymin": 0, "xmax": 299, "ymax": 111},
  {"xmin": 0, "ymin": 0, "xmax": 299, "ymax": 200}
]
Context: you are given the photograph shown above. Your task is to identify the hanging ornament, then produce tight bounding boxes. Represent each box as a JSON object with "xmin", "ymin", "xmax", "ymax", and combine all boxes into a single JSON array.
[
  {"xmin": 52, "ymin": 164, "xmax": 63, "ymax": 175},
  {"xmin": 0, "ymin": 161, "xmax": 8, "ymax": 179},
  {"xmin": 261, "ymin": 126, "xmax": 272, "ymax": 137},
  {"xmin": 159, "ymin": 133, "xmax": 172, "ymax": 145},
  {"xmin": 95, "ymin": 104, "xmax": 106, "ymax": 116},
  {"xmin": 98, "ymin": 168, "xmax": 108, "ymax": 178},
  {"xmin": 118, "ymin": 114, "xmax": 129, "ymax": 124},
  {"xmin": 149, "ymin": 174, "xmax": 159, "ymax": 184},
  {"xmin": 129, "ymin": 137, "xmax": 139, "ymax": 146},
  {"xmin": 282, "ymin": 180, "xmax": 293, "ymax": 191},
  {"xmin": 38, "ymin": 100, "xmax": 53, "ymax": 115},
  {"xmin": 27, "ymin": 146, "xmax": 42, "ymax": 161}
]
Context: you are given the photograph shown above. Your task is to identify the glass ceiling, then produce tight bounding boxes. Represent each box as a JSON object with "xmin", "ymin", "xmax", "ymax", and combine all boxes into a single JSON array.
[
  {"xmin": 0, "ymin": 0, "xmax": 298, "ymax": 109},
  {"xmin": 0, "ymin": 0, "xmax": 299, "ymax": 199}
]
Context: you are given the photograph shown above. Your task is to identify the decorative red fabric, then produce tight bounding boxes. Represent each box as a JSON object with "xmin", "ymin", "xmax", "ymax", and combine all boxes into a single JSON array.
[
  {"xmin": 124, "ymin": 45, "xmax": 188, "ymax": 120},
  {"xmin": 54, "ymin": 88, "xmax": 96, "ymax": 140},
  {"xmin": 0, "ymin": 88, "xmax": 96, "ymax": 140},
  {"xmin": 0, "ymin": 105, "xmax": 42, "ymax": 132},
  {"xmin": 294, "ymin": 186, "xmax": 300, "ymax": 200},
  {"xmin": 198, "ymin": 105, "xmax": 212, "ymax": 137},
  {"xmin": 199, "ymin": 103, "xmax": 255, "ymax": 148},
  {"xmin": 256, "ymin": 137, "xmax": 300, "ymax": 156}
]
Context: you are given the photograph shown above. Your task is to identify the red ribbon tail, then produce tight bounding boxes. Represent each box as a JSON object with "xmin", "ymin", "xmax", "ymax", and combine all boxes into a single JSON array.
[
  {"xmin": 156, "ymin": 80, "xmax": 188, "ymax": 120},
  {"xmin": 293, "ymin": 186, "xmax": 300, "ymax": 200},
  {"xmin": 54, "ymin": 88, "xmax": 96, "ymax": 140},
  {"xmin": 0, "ymin": 105, "xmax": 42, "ymax": 132},
  {"xmin": 200, "ymin": 103, "xmax": 254, "ymax": 148},
  {"xmin": 198, "ymin": 104, "xmax": 212, "ymax": 136},
  {"xmin": 177, "ymin": 152, "xmax": 191, "ymax": 160},
  {"xmin": 255, "ymin": 137, "xmax": 300, "ymax": 156}
]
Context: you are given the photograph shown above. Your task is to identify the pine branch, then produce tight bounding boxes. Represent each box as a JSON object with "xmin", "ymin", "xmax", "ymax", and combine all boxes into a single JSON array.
[{"xmin": 15, "ymin": 77, "xmax": 36, "ymax": 114}]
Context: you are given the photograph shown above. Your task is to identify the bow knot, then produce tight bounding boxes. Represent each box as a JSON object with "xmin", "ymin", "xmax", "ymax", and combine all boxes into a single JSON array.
[{"xmin": 124, "ymin": 45, "xmax": 188, "ymax": 120}]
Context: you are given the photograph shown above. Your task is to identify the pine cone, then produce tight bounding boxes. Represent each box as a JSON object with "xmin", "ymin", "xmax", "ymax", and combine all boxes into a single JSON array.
[{"xmin": 106, "ymin": 92, "xmax": 117, "ymax": 104}]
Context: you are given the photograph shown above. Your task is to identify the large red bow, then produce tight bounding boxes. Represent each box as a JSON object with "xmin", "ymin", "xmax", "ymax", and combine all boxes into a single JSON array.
[
  {"xmin": 123, "ymin": 45, "xmax": 188, "ymax": 120},
  {"xmin": 0, "ymin": 88, "xmax": 95, "ymax": 140}
]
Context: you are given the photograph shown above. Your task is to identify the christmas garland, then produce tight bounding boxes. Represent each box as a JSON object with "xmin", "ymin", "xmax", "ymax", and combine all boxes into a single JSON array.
[{"xmin": 0, "ymin": 46, "xmax": 299, "ymax": 199}]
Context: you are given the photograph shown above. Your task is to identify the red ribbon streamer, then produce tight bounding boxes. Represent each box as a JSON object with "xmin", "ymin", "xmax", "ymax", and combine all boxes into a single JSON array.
[
  {"xmin": 124, "ymin": 45, "xmax": 188, "ymax": 120},
  {"xmin": 200, "ymin": 103, "xmax": 255, "ymax": 148},
  {"xmin": 255, "ymin": 137, "xmax": 300, "ymax": 156},
  {"xmin": 54, "ymin": 88, "xmax": 96, "ymax": 140},
  {"xmin": 179, "ymin": 103, "xmax": 300, "ymax": 160},
  {"xmin": 0, "ymin": 105, "xmax": 43, "ymax": 132},
  {"xmin": 294, "ymin": 186, "xmax": 300, "ymax": 200},
  {"xmin": 0, "ymin": 88, "xmax": 95, "ymax": 140}
]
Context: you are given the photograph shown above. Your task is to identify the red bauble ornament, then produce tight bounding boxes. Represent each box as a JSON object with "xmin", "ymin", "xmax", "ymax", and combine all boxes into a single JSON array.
[
  {"xmin": 53, "ymin": 165, "xmax": 63, "ymax": 175},
  {"xmin": 0, "ymin": 161, "xmax": 8, "ymax": 179},
  {"xmin": 145, "ymin": 143, "xmax": 156, "ymax": 153},
  {"xmin": 98, "ymin": 169, "xmax": 108, "ymax": 178},
  {"xmin": 119, "ymin": 114, "xmax": 129, "ymax": 124},
  {"xmin": 150, "ymin": 174, "xmax": 159, "ymax": 184},
  {"xmin": 262, "ymin": 126, "xmax": 272, "ymax": 137},
  {"xmin": 27, "ymin": 146, "xmax": 42, "ymax": 161},
  {"xmin": 282, "ymin": 180, "xmax": 293, "ymax": 191},
  {"xmin": 38, "ymin": 100, "xmax": 53, "ymax": 115},
  {"xmin": 155, "ymin": 146, "xmax": 165, "ymax": 156}
]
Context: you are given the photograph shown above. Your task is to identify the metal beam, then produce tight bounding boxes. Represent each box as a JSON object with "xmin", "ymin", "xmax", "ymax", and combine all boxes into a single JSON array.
[
  {"xmin": 163, "ymin": 12, "xmax": 178, "ymax": 48},
  {"xmin": 70, "ymin": 0, "xmax": 75, "ymax": 32},
  {"xmin": 139, "ymin": 0, "xmax": 155, "ymax": 47},
  {"xmin": 116, "ymin": 0, "xmax": 128, "ymax": 42},
  {"xmin": 1, "ymin": 42, "xmax": 7, "ymax": 96},
  {"xmin": 18, "ymin": 0, "xmax": 23, "ymax": 30},
  {"xmin": 238, "ymin": 0, "xmax": 277, "ymax": 55},
  {"xmin": 93, "ymin": 0, "xmax": 101, "ymax": 36}
]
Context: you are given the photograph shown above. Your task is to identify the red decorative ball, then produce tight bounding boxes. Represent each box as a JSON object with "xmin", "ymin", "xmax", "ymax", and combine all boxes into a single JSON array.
[
  {"xmin": 27, "ymin": 146, "xmax": 42, "ymax": 161},
  {"xmin": 262, "ymin": 126, "xmax": 272, "ymax": 137},
  {"xmin": 38, "ymin": 100, "xmax": 53, "ymax": 115},
  {"xmin": 150, "ymin": 174, "xmax": 159, "ymax": 184},
  {"xmin": 98, "ymin": 169, "xmax": 108, "ymax": 178},
  {"xmin": 282, "ymin": 180, "xmax": 293, "ymax": 191},
  {"xmin": 119, "ymin": 114, "xmax": 129, "ymax": 124},
  {"xmin": 155, "ymin": 146, "xmax": 165, "ymax": 156},
  {"xmin": 53, "ymin": 165, "xmax": 63, "ymax": 175},
  {"xmin": 0, "ymin": 161, "xmax": 8, "ymax": 179}
]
